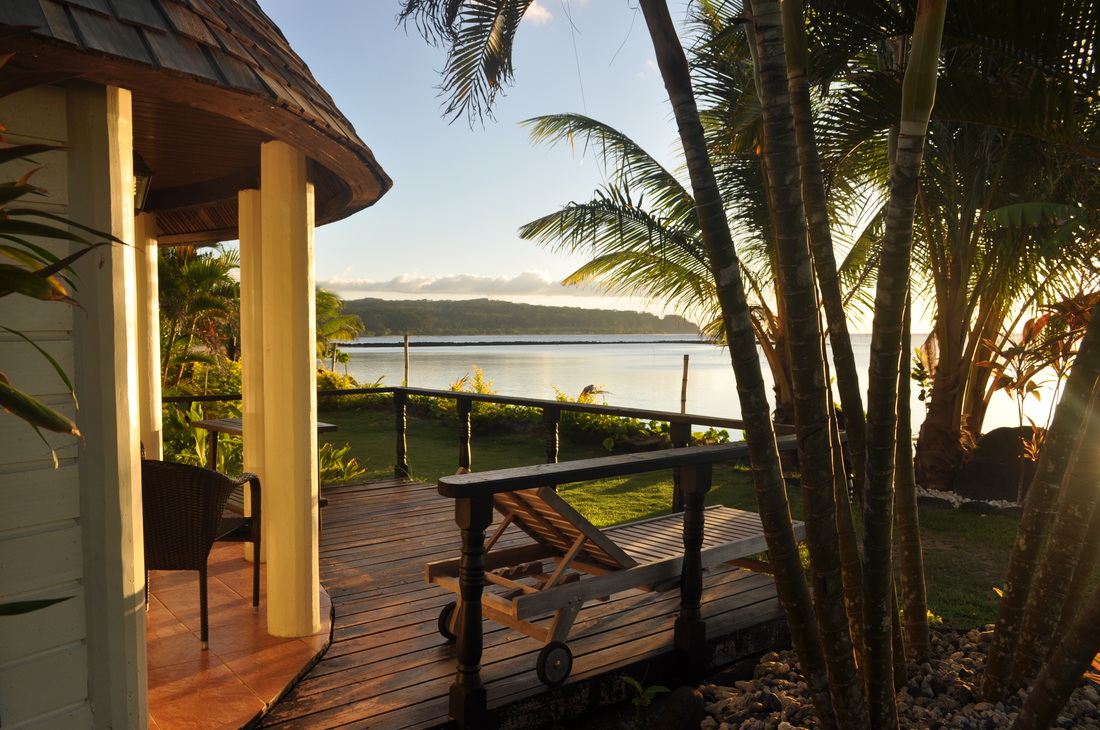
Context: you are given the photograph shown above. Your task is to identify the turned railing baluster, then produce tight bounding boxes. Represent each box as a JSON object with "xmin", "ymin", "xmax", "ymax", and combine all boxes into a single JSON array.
[
  {"xmin": 675, "ymin": 462, "xmax": 712, "ymax": 672},
  {"xmin": 543, "ymin": 407, "xmax": 560, "ymax": 464},
  {"xmin": 457, "ymin": 398, "xmax": 472, "ymax": 472},
  {"xmin": 394, "ymin": 390, "xmax": 410, "ymax": 479},
  {"xmin": 450, "ymin": 494, "xmax": 493, "ymax": 729}
]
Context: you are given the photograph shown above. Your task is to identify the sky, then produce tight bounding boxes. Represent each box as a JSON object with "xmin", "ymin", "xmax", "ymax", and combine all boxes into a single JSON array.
[{"xmin": 258, "ymin": 1, "xmax": 691, "ymax": 316}]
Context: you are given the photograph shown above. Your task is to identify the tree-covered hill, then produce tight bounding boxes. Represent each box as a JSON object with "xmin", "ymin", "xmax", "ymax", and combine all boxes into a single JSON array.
[{"xmin": 340, "ymin": 297, "xmax": 698, "ymax": 336}]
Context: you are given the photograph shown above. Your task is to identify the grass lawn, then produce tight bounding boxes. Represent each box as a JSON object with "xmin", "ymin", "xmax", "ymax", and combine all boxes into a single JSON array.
[{"xmin": 319, "ymin": 407, "xmax": 1018, "ymax": 628}]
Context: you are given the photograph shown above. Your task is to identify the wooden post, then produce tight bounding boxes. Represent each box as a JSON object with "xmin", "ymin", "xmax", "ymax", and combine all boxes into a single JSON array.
[
  {"xmin": 135, "ymin": 211, "xmax": 162, "ymax": 460},
  {"xmin": 681, "ymin": 354, "xmax": 689, "ymax": 413},
  {"xmin": 670, "ymin": 421, "xmax": 692, "ymax": 512},
  {"xmin": 260, "ymin": 140, "xmax": 319, "ymax": 638},
  {"xmin": 394, "ymin": 390, "xmax": 410, "ymax": 479},
  {"xmin": 675, "ymin": 462, "xmax": 712, "ymax": 673},
  {"xmin": 450, "ymin": 494, "xmax": 494, "ymax": 728},
  {"xmin": 457, "ymin": 398, "xmax": 472, "ymax": 472},
  {"xmin": 403, "ymin": 334, "xmax": 410, "ymax": 386},
  {"xmin": 543, "ymin": 407, "xmax": 561, "ymax": 464},
  {"xmin": 239, "ymin": 189, "xmax": 264, "ymax": 562}
]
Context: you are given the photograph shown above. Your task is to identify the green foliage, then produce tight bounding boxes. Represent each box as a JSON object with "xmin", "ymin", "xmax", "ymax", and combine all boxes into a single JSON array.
[
  {"xmin": 316, "ymin": 368, "xmax": 387, "ymax": 410},
  {"xmin": 622, "ymin": 675, "xmax": 671, "ymax": 725},
  {"xmin": 316, "ymin": 288, "xmax": 364, "ymax": 370},
  {"xmin": 554, "ymin": 387, "xmax": 669, "ymax": 451},
  {"xmin": 318, "ymin": 442, "xmax": 368, "ymax": 485},
  {"xmin": 162, "ymin": 400, "xmax": 242, "ymax": 474},
  {"xmin": 341, "ymin": 296, "xmax": 698, "ymax": 336},
  {"xmin": 158, "ymin": 245, "xmax": 240, "ymax": 388}
]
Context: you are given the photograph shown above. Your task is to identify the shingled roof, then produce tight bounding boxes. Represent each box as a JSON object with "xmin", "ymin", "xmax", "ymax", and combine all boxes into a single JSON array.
[{"xmin": 1, "ymin": 0, "xmax": 392, "ymax": 244}]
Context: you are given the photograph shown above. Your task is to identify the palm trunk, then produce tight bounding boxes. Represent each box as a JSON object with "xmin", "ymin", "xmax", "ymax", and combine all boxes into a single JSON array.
[
  {"xmin": 1009, "ymin": 376, "xmax": 1100, "ymax": 689},
  {"xmin": 638, "ymin": 2, "xmax": 835, "ymax": 725},
  {"xmin": 863, "ymin": 2, "xmax": 949, "ymax": 726},
  {"xmin": 781, "ymin": 0, "xmax": 869, "ymax": 507},
  {"xmin": 832, "ymin": 410, "xmax": 867, "ymax": 672},
  {"xmin": 745, "ymin": 2, "xmax": 867, "ymax": 725},
  {"xmin": 981, "ymin": 298, "xmax": 1100, "ymax": 700},
  {"xmin": 1009, "ymin": 575, "xmax": 1100, "ymax": 730},
  {"xmin": 897, "ymin": 295, "xmax": 930, "ymax": 660},
  {"xmin": 1052, "ymin": 497, "xmax": 1100, "ymax": 648}
]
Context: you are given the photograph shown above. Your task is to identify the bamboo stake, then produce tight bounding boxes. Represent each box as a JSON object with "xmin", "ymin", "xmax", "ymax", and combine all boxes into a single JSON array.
[
  {"xmin": 681, "ymin": 354, "xmax": 689, "ymax": 413},
  {"xmin": 403, "ymin": 334, "xmax": 410, "ymax": 386}
]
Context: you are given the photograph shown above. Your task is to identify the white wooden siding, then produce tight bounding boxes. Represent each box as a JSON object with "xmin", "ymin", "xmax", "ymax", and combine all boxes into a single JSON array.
[{"xmin": 0, "ymin": 85, "xmax": 92, "ymax": 728}]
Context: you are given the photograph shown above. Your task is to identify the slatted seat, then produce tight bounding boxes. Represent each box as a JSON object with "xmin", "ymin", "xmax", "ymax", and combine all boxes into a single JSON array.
[{"xmin": 426, "ymin": 486, "xmax": 804, "ymax": 686}]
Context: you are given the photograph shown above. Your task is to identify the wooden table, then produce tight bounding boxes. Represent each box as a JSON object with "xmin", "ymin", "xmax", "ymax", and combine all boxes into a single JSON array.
[{"xmin": 191, "ymin": 417, "xmax": 338, "ymax": 471}]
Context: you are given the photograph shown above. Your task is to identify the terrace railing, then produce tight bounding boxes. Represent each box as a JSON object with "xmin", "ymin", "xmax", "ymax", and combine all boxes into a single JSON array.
[
  {"xmin": 164, "ymin": 388, "xmax": 805, "ymax": 726},
  {"xmin": 165, "ymin": 387, "xmax": 793, "ymax": 502}
]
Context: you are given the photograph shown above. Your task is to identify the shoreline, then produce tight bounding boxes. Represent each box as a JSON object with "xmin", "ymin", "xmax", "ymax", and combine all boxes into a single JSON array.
[{"xmin": 344, "ymin": 338, "xmax": 705, "ymax": 348}]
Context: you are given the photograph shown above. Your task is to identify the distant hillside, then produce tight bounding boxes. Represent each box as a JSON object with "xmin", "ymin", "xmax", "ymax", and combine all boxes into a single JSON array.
[{"xmin": 341, "ymin": 297, "xmax": 699, "ymax": 336}]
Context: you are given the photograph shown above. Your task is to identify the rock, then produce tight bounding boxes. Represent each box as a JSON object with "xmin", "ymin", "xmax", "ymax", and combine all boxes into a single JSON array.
[
  {"xmin": 651, "ymin": 686, "xmax": 707, "ymax": 730},
  {"xmin": 951, "ymin": 426, "xmax": 1040, "ymax": 502}
]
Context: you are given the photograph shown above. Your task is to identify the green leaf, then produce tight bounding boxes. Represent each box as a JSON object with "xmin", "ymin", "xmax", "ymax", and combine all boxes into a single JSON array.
[
  {"xmin": 981, "ymin": 202, "xmax": 1074, "ymax": 228},
  {"xmin": 5, "ymin": 208, "xmax": 126, "ymax": 243},
  {"xmin": 0, "ymin": 376, "xmax": 80, "ymax": 436},
  {"xmin": 0, "ymin": 219, "xmax": 95, "ymax": 245},
  {"xmin": 0, "ymin": 143, "xmax": 61, "ymax": 166},
  {"xmin": 0, "ymin": 264, "xmax": 71, "ymax": 302},
  {"xmin": 0, "ymin": 597, "xmax": 71, "ymax": 616}
]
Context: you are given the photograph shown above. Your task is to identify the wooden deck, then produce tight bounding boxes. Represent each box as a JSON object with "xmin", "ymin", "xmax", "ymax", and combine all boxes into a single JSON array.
[{"xmin": 258, "ymin": 478, "xmax": 792, "ymax": 729}]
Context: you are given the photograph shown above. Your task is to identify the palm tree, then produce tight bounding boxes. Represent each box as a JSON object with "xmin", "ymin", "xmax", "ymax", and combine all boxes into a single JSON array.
[
  {"xmin": 316, "ymin": 288, "xmax": 365, "ymax": 370},
  {"xmin": 811, "ymin": 0, "xmax": 1100, "ymax": 491},
  {"xmin": 518, "ymin": 113, "xmax": 797, "ymax": 422},
  {"xmin": 158, "ymin": 245, "xmax": 240, "ymax": 388},
  {"xmin": 399, "ymin": 1, "xmax": 837, "ymax": 722}
]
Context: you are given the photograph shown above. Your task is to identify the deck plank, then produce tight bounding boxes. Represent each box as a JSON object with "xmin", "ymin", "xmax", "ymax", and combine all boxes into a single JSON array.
[{"xmin": 260, "ymin": 478, "xmax": 792, "ymax": 729}]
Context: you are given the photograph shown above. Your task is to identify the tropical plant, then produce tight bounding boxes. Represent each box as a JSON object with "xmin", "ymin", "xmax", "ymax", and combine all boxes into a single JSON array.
[
  {"xmin": 518, "ymin": 113, "xmax": 797, "ymax": 423},
  {"xmin": 316, "ymin": 288, "xmax": 364, "ymax": 370},
  {"xmin": 0, "ymin": 30, "xmax": 121, "ymax": 442},
  {"xmin": 318, "ymin": 442, "xmax": 369, "ymax": 485},
  {"xmin": 158, "ymin": 244, "xmax": 240, "ymax": 388},
  {"xmin": 809, "ymin": 0, "xmax": 1100, "ymax": 491},
  {"xmin": 621, "ymin": 674, "xmax": 671, "ymax": 724}
]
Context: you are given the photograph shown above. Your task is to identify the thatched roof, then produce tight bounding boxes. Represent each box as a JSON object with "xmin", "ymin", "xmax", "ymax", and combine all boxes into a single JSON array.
[{"xmin": 0, "ymin": 0, "xmax": 392, "ymax": 244}]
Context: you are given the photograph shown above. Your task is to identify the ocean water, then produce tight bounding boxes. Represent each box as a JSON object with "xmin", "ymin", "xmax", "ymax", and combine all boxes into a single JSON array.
[{"xmin": 341, "ymin": 334, "xmax": 1050, "ymax": 433}]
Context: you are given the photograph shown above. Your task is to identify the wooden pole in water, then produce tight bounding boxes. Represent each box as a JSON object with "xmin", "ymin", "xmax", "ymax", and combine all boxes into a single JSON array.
[
  {"xmin": 681, "ymin": 354, "xmax": 689, "ymax": 413},
  {"xmin": 403, "ymin": 334, "xmax": 410, "ymax": 386}
]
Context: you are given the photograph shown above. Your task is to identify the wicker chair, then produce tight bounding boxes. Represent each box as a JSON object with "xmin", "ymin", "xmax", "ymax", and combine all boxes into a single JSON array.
[{"xmin": 141, "ymin": 460, "xmax": 262, "ymax": 649}]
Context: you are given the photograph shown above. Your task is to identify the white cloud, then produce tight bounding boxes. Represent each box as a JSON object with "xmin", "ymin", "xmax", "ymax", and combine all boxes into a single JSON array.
[
  {"xmin": 636, "ymin": 59, "xmax": 658, "ymax": 80},
  {"xmin": 526, "ymin": 1, "xmax": 552, "ymax": 25},
  {"xmin": 319, "ymin": 271, "xmax": 611, "ymax": 297}
]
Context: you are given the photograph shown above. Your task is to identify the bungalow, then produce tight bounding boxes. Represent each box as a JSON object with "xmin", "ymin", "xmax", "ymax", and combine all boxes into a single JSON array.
[{"xmin": 0, "ymin": 1, "xmax": 390, "ymax": 727}]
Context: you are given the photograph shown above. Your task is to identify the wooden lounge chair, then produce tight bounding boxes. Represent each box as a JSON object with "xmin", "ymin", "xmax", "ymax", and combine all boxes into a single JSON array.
[{"xmin": 426, "ymin": 485, "xmax": 804, "ymax": 686}]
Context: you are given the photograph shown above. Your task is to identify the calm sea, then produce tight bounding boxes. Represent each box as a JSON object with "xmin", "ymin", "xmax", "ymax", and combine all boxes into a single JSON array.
[{"xmin": 342, "ymin": 334, "xmax": 1047, "ymax": 433}]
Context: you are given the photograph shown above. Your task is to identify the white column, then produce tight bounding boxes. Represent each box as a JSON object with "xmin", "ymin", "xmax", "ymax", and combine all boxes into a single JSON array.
[
  {"xmin": 67, "ymin": 82, "xmax": 147, "ymax": 728},
  {"xmin": 259, "ymin": 141, "xmax": 319, "ymax": 637},
  {"xmin": 238, "ymin": 189, "xmax": 264, "ymax": 562},
  {"xmin": 135, "ymin": 212, "xmax": 161, "ymax": 460}
]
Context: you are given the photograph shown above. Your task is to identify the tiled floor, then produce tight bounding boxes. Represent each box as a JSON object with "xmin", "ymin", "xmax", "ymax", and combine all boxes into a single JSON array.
[{"xmin": 146, "ymin": 543, "xmax": 332, "ymax": 730}]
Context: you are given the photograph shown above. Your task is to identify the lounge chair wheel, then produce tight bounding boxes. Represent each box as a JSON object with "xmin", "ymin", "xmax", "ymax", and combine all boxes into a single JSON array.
[
  {"xmin": 437, "ymin": 601, "xmax": 457, "ymax": 641},
  {"xmin": 536, "ymin": 641, "xmax": 572, "ymax": 687}
]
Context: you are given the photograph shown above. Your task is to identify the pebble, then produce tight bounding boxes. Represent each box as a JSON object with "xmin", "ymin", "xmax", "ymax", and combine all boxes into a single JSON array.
[{"xmin": 699, "ymin": 629, "xmax": 1100, "ymax": 729}]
